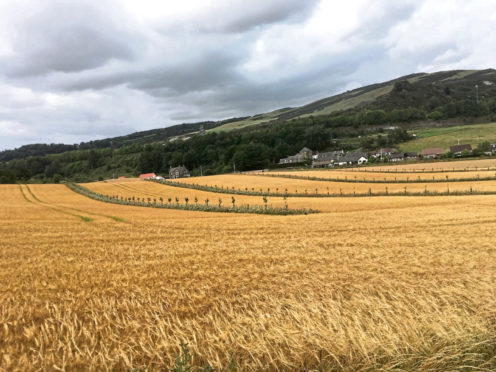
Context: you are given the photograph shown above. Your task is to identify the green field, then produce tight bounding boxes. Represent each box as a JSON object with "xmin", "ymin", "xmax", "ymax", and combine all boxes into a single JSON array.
[
  {"xmin": 208, "ymin": 107, "xmax": 294, "ymax": 133},
  {"xmin": 400, "ymin": 122, "xmax": 496, "ymax": 152},
  {"xmin": 208, "ymin": 118, "xmax": 269, "ymax": 132},
  {"xmin": 300, "ymin": 84, "xmax": 393, "ymax": 118}
]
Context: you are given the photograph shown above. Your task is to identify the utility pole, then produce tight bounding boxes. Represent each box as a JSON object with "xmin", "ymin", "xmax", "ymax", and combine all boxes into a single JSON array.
[
  {"xmin": 200, "ymin": 165, "xmax": 203, "ymax": 177},
  {"xmin": 233, "ymin": 161, "xmax": 236, "ymax": 173},
  {"xmin": 475, "ymin": 84, "xmax": 479, "ymax": 105}
]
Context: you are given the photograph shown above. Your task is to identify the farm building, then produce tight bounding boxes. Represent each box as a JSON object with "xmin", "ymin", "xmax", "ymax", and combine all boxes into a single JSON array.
[
  {"xmin": 339, "ymin": 151, "xmax": 368, "ymax": 165},
  {"xmin": 312, "ymin": 150, "xmax": 344, "ymax": 167},
  {"xmin": 491, "ymin": 143, "xmax": 496, "ymax": 153},
  {"xmin": 279, "ymin": 147, "xmax": 313, "ymax": 164},
  {"xmin": 389, "ymin": 152, "xmax": 404, "ymax": 162},
  {"xmin": 373, "ymin": 148, "xmax": 395, "ymax": 158},
  {"xmin": 449, "ymin": 144, "xmax": 472, "ymax": 156},
  {"xmin": 169, "ymin": 166, "xmax": 190, "ymax": 179},
  {"xmin": 421, "ymin": 147, "xmax": 444, "ymax": 159},
  {"xmin": 138, "ymin": 173, "xmax": 164, "ymax": 180},
  {"xmin": 404, "ymin": 152, "xmax": 418, "ymax": 159}
]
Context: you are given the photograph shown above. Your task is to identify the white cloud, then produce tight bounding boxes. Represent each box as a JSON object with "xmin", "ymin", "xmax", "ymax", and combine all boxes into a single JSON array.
[
  {"xmin": 386, "ymin": 0, "xmax": 496, "ymax": 71},
  {"xmin": 0, "ymin": 120, "xmax": 30, "ymax": 136}
]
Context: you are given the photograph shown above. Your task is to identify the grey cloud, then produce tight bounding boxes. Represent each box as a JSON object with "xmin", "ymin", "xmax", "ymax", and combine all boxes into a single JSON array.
[
  {"xmin": 155, "ymin": 0, "xmax": 320, "ymax": 34},
  {"xmin": 2, "ymin": 1, "xmax": 138, "ymax": 78},
  {"xmin": 130, "ymin": 52, "xmax": 243, "ymax": 94},
  {"xmin": 345, "ymin": 2, "xmax": 417, "ymax": 42},
  {"xmin": 56, "ymin": 32, "xmax": 392, "ymax": 125},
  {"xmin": 59, "ymin": 49, "xmax": 245, "ymax": 94},
  {"xmin": 214, "ymin": 0, "xmax": 320, "ymax": 33},
  {"xmin": 165, "ymin": 47, "xmax": 382, "ymax": 120}
]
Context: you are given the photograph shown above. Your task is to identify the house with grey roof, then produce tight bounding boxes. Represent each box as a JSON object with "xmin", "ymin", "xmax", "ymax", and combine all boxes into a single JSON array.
[
  {"xmin": 169, "ymin": 166, "xmax": 190, "ymax": 179},
  {"xmin": 339, "ymin": 151, "xmax": 368, "ymax": 165},
  {"xmin": 449, "ymin": 144, "xmax": 472, "ymax": 156},
  {"xmin": 312, "ymin": 150, "xmax": 344, "ymax": 167},
  {"xmin": 388, "ymin": 152, "xmax": 404, "ymax": 162},
  {"xmin": 279, "ymin": 147, "xmax": 313, "ymax": 164}
]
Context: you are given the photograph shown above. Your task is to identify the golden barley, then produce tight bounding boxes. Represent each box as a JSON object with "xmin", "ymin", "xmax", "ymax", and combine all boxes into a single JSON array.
[{"xmin": 0, "ymin": 171, "xmax": 495, "ymax": 371}]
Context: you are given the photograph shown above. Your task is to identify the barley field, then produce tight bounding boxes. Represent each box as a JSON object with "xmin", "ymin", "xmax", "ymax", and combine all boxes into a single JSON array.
[
  {"xmin": 351, "ymin": 158, "xmax": 496, "ymax": 172},
  {"xmin": 1, "ymin": 165, "xmax": 496, "ymax": 371},
  {"xmin": 265, "ymin": 169, "xmax": 496, "ymax": 181},
  {"xmin": 168, "ymin": 174, "xmax": 496, "ymax": 196}
]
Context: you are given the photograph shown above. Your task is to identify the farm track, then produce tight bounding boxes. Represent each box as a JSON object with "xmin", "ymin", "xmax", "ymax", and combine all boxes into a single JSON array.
[
  {"xmin": 21, "ymin": 185, "xmax": 94, "ymax": 222},
  {"xmin": 23, "ymin": 184, "xmax": 127, "ymax": 223}
]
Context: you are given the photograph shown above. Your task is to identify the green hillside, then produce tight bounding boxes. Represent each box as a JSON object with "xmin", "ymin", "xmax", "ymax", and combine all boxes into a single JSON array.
[
  {"xmin": 400, "ymin": 122, "xmax": 496, "ymax": 152},
  {"xmin": 211, "ymin": 69, "xmax": 496, "ymax": 132}
]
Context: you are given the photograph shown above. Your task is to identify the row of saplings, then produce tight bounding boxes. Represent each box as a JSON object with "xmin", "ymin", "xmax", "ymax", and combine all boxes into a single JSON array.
[
  {"xmin": 257, "ymin": 172, "xmax": 496, "ymax": 183},
  {"xmin": 157, "ymin": 180, "xmax": 490, "ymax": 197},
  {"xmin": 111, "ymin": 194, "xmax": 274, "ymax": 209},
  {"xmin": 66, "ymin": 183, "xmax": 317, "ymax": 215}
]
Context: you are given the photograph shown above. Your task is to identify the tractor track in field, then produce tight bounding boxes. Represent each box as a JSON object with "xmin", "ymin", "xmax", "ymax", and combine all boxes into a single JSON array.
[
  {"xmin": 20, "ymin": 185, "xmax": 94, "ymax": 222},
  {"xmin": 22, "ymin": 185, "xmax": 127, "ymax": 224}
]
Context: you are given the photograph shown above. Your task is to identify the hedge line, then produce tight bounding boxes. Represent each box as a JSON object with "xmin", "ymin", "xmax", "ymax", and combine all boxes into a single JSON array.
[{"xmin": 65, "ymin": 183, "xmax": 318, "ymax": 215}]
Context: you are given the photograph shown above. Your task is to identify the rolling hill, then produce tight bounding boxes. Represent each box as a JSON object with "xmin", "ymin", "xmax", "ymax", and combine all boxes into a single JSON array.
[
  {"xmin": 1, "ymin": 68, "xmax": 496, "ymax": 183},
  {"xmin": 210, "ymin": 69, "xmax": 496, "ymax": 131}
]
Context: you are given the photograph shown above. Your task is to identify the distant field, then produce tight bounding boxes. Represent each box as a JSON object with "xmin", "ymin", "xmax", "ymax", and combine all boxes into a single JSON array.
[
  {"xmin": 208, "ymin": 118, "xmax": 268, "ymax": 132},
  {"xmin": 265, "ymin": 169, "xmax": 496, "ymax": 181},
  {"xmin": 300, "ymin": 84, "xmax": 393, "ymax": 118},
  {"xmin": 2, "ymin": 162, "xmax": 496, "ymax": 370},
  {"xmin": 400, "ymin": 122, "xmax": 496, "ymax": 152},
  {"xmin": 171, "ymin": 174, "xmax": 496, "ymax": 196},
  {"xmin": 359, "ymin": 158, "xmax": 496, "ymax": 171},
  {"xmin": 208, "ymin": 108, "xmax": 293, "ymax": 132}
]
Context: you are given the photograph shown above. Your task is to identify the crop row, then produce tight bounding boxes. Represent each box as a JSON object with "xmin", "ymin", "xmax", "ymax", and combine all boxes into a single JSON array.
[{"xmin": 66, "ymin": 183, "xmax": 318, "ymax": 215}]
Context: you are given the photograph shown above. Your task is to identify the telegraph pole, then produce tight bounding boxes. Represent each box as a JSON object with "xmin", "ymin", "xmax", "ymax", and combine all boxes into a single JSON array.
[{"xmin": 475, "ymin": 84, "xmax": 479, "ymax": 105}]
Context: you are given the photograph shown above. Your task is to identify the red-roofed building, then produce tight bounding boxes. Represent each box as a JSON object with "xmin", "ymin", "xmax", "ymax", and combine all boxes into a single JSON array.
[{"xmin": 139, "ymin": 173, "xmax": 157, "ymax": 179}]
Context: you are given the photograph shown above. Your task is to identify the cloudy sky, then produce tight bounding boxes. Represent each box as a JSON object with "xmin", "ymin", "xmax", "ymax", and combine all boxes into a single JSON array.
[{"xmin": 0, "ymin": 0, "xmax": 495, "ymax": 150}]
